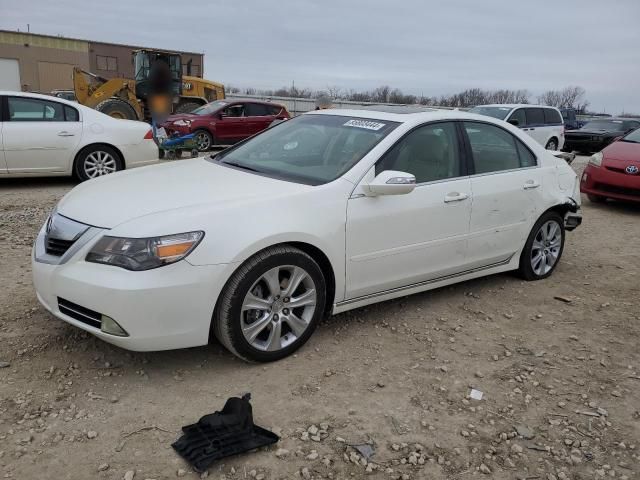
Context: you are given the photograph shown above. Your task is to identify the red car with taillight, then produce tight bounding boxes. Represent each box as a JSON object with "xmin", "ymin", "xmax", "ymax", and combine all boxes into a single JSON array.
[
  {"xmin": 161, "ymin": 99, "xmax": 289, "ymax": 151},
  {"xmin": 581, "ymin": 127, "xmax": 640, "ymax": 203}
]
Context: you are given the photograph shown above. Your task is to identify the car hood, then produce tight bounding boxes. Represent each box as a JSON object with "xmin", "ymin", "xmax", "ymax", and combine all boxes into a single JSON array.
[
  {"xmin": 162, "ymin": 113, "xmax": 201, "ymax": 124},
  {"xmin": 57, "ymin": 159, "xmax": 310, "ymax": 229},
  {"xmin": 567, "ymin": 129, "xmax": 617, "ymax": 136},
  {"xmin": 603, "ymin": 140, "xmax": 640, "ymax": 161}
]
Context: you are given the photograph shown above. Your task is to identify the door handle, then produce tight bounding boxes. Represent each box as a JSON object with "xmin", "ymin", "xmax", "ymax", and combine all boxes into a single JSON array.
[
  {"xmin": 444, "ymin": 192, "xmax": 469, "ymax": 203},
  {"xmin": 523, "ymin": 180, "xmax": 540, "ymax": 190},
  {"xmin": 57, "ymin": 131, "xmax": 75, "ymax": 137},
  {"xmin": 529, "ymin": 127, "xmax": 536, "ymax": 131}
]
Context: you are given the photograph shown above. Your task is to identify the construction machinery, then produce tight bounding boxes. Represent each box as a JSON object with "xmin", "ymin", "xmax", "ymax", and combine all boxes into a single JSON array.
[{"xmin": 73, "ymin": 49, "xmax": 225, "ymax": 121}]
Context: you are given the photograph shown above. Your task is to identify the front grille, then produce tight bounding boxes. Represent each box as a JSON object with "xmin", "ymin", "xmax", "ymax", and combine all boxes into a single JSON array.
[
  {"xmin": 58, "ymin": 298, "xmax": 102, "ymax": 329},
  {"xmin": 46, "ymin": 238, "xmax": 75, "ymax": 256},
  {"xmin": 594, "ymin": 183, "xmax": 640, "ymax": 198}
]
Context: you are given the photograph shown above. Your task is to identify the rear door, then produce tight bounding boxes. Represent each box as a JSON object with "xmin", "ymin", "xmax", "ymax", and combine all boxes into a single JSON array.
[
  {"xmin": 2, "ymin": 96, "xmax": 82, "ymax": 173},
  {"xmin": 542, "ymin": 108, "xmax": 564, "ymax": 149},
  {"xmin": 523, "ymin": 107, "xmax": 547, "ymax": 146},
  {"xmin": 462, "ymin": 121, "xmax": 543, "ymax": 268},
  {"xmin": 245, "ymin": 103, "xmax": 275, "ymax": 136}
]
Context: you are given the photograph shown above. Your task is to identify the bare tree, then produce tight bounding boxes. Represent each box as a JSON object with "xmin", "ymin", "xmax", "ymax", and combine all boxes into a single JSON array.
[{"xmin": 538, "ymin": 86, "xmax": 588, "ymax": 112}]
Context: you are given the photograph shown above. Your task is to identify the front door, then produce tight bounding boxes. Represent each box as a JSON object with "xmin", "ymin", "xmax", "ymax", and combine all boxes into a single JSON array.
[
  {"xmin": 215, "ymin": 103, "xmax": 247, "ymax": 143},
  {"xmin": 522, "ymin": 107, "xmax": 547, "ymax": 146},
  {"xmin": 346, "ymin": 121, "xmax": 472, "ymax": 299},
  {"xmin": 2, "ymin": 96, "xmax": 81, "ymax": 173},
  {"xmin": 461, "ymin": 121, "xmax": 543, "ymax": 268}
]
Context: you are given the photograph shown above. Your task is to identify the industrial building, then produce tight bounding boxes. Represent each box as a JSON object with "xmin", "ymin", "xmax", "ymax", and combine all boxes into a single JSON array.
[{"xmin": 0, "ymin": 30, "xmax": 204, "ymax": 93}]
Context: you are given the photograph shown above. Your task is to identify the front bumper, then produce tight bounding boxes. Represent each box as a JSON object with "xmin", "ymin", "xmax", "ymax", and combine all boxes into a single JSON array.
[
  {"xmin": 581, "ymin": 164, "xmax": 640, "ymax": 203},
  {"xmin": 32, "ymin": 223, "xmax": 234, "ymax": 351},
  {"xmin": 563, "ymin": 137, "xmax": 609, "ymax": 153}
]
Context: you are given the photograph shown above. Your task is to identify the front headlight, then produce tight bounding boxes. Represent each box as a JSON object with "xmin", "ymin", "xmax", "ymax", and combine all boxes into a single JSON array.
[
  {"xmin": 589, "ymin": 151, "xmax": 603, "ymax": 167},
  {"xmin": 173, "ymin": 119, "xmax": 191, "ymax": 127},
  {"xmin": 86, "ymin": 231, "xmax": 204, "ymax": 271}
]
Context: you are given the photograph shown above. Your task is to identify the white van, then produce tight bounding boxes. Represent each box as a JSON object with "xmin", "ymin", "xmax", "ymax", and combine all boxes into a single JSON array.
[{"xmin": 469, "ymin": 104, "xmax": 565, "ymax": 151}]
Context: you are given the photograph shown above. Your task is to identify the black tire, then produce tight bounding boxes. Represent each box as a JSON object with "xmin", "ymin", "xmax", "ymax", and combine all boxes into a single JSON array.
[
  {"xmin": 74, "ymin": 144, "xmax": 123, "ymax": 182},
  {"xmin": 193, "ymin": 129, "xmax": 214, "ymax": 151},
  {"xmin": 95, "ymin": 98, "xmax": 138, "ymax": 120},
  {"xmin": 545, "ymin": 138, "xmax": 559, "ymax": 151},
  {"xmin": 587, "ymin": 194, "xmax": 606, "ymax": 203},
  {"xmin": 213, "ymin": 246, "xmax": 327, "ymax": 362},
  {"xmin": 517, "ymin": 211, "xmax": 565, "ymax": 281},
  {"xmin": 174, "ymin": 101, "xmax": 202, "ymax": 114}
]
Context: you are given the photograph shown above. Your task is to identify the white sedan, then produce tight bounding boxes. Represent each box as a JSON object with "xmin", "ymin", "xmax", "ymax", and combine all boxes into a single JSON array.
[
  {"xmin": 32, "ymin": 109, "xmax": 582, "ymax": 362},
  {"xmin": 0, "ymin": 91, "xmax": 158, "ymax": 181}
]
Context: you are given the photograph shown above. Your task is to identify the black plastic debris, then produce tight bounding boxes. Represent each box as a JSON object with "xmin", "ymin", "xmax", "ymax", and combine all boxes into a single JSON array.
[{"xmin": 172, "ymin": 393, "xmax": 279, "ymax": 472}]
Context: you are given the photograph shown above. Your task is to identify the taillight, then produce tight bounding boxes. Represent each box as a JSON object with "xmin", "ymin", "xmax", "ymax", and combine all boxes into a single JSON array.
[{"xmin": 144, "ymin": 129, "xmax": 154, "ymax": 140}]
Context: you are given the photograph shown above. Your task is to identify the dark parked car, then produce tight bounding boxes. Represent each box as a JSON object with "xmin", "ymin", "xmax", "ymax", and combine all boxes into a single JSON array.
[
  {"xmin": 563, "ymin": 118, "xmax": 640, "ymax": 154},
  {"xmin": 161, "ymin": 99, "xmax": 290, "ymax": 151}
]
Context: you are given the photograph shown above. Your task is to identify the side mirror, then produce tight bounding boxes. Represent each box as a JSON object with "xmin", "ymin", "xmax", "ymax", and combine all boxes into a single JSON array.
[
  {"xmin": 508, "ymin": 119, "xmax": 520, "ymax": 126},
  {"xmin": 364, "ymin": 170, "xmax": 416, "ymax": 196}
]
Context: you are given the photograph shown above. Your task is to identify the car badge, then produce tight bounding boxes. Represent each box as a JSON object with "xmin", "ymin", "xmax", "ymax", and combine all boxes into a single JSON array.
[{"xmin": 625, "ymin": 165, "xmax": 639, "ymax": 175}]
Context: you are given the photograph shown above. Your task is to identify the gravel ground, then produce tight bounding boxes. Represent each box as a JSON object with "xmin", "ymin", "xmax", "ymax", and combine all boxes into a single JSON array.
[{"xmin": 0, "ymin": 157, "xmax": 639, "ymax": 480}]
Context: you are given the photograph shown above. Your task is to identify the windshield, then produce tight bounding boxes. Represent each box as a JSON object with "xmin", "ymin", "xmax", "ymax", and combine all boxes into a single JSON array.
[
  {"xmin": 212, "ymin": 114, "xmax": 400, "ymax": 185},
  {"xmin": 622, "ymin": 127, "xmax": 640, "ymax": 143},
  {"xmin": 583, "ymin": 120, "xmax": 625, "ymax": 131},
  {"xmin": 469, "ymin": 106, "xmax": 513, "ymax": 120},
  {"xmin": 191, "ymin": 100, "xmax": 229, "ymax": 115}
]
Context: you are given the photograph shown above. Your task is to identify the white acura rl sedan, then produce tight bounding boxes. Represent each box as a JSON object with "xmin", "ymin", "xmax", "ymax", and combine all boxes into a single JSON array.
[{"xmin": 32, "ymin": 109, "xmax": 582, "ymax": 362}]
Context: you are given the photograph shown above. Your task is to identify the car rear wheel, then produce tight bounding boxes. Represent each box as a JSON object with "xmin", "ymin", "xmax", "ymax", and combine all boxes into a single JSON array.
[
  {"xmin": 518, "ymin": 211, "xmax": 565, "ymax": 281},
  {"xmin": 545, "ymin": 138, "xmax": 558, "ymax": 151},
  {"xmin": 74, "ymin": 145, "xmax": 123, "ymax": 181},
  {"xmin": 194, "ymin": 130, "xmax": 213, "ymax": 151},
  {"xmin": 213, "ymin": 246, "xmax": 326, "ymax": 362},
  {"xmin": 587, "ymin": 194, "xmax": 606, "ymax": 203}
]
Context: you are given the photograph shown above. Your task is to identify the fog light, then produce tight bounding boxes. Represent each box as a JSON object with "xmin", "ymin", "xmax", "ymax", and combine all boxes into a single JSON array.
[{"xmin": 101, "ymin": 315, "xmax": 129, "ymax": 337}]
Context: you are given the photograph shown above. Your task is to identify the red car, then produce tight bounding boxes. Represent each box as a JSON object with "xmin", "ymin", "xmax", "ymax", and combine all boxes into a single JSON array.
[
  {"xmin": 581, "ymin": 127, "xmax": 640, "ymax": 203},
  {"xmin": 161, "ymin": 99, "xmax": 289, "ymax": 151}
]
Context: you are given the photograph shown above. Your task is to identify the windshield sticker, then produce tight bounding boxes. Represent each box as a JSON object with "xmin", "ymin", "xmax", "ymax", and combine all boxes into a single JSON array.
[
  {"xmin": 344, "ymin": 119, "xmax": 386, "ymax": 131},
  {"xmin": 283, "ymin": 141, "xmax": 298, "ymax": 151}
]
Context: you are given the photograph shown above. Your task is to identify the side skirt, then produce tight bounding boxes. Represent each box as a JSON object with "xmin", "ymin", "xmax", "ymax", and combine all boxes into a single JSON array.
[{"xmin": 332, "ymin": 255, "xmax": 516, "ymax": 315}]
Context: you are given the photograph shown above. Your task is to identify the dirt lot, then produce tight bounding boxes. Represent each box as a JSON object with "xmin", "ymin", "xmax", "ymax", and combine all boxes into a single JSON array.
[{"xmin": 1, "ymin": 157, "xmax": 639, "ymax": 480}]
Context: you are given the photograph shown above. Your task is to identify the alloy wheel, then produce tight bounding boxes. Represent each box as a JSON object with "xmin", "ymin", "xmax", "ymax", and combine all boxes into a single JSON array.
[
  {"xmin": 530, "ymin": 220, "xmax": 562, "ymax": 276},
  {"xmin": 241, "ymin": 265, "xmax": 317, "ymax": 352},
  {"xmin": 195, "ymin": 132, "xmax": 211, "ymax": 151},
  {"xmin": 84, "ymin": 151, "xmax": 117, "ymax": 178}
]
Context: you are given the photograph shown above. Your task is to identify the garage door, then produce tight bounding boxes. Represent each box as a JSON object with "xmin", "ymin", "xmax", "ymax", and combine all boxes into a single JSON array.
[
  {"xmin": 0, "ymin": 58, "xmax": 21, "ymax": 91},
  {"xmin": 37, "ymin": 61, "xmax": 74, "ymax": 92}
]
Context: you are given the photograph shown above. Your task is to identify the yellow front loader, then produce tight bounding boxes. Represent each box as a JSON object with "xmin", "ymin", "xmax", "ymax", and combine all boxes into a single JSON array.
[{"xmin": 73, "ymin": 49, "xmax": 225, "ymax": 121}]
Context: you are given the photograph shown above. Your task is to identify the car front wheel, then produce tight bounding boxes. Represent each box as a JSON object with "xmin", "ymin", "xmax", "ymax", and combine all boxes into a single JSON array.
[
  {"xmin": 213, "ymin": 246, "xmax": 326, "ymax": 362},
  {"xmin": 518, "ymin": 211, "xmax": 565, "ymax": 281}
]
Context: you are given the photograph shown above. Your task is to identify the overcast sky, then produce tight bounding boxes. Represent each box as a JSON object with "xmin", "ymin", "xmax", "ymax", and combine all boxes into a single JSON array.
[{"xmin": 2, "ymin": 0, "xmax": 639, "ymax": 113}]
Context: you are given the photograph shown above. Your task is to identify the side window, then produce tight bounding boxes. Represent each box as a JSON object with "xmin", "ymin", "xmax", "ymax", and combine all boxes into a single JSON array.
[
  {"xmin": 64, "ymin": 105, "xmax": 79, "ymax": 122},
  {"xmin": 246, "ymin": 103, "xmax": 270, "ymax": 116},
  {"xmin": 516, "ymin": 141, "xmax": 537, "ymax": 168},
  {"xmin": 8, "ymin": 97, "xmax": 65, "ymax": 121},
  {"xmin": 270, "ymin": 105, "xmax": 285, "ymax": 116},
  {"xmin": 543, "ymin": 108, "xmax": 562, "ymax": 125},
  {"xmin": 508, "ymin": 109, "xmax": 526, "ymax": 127},
  {"xmin": 376, "ymin": 122, "xmax": 462, "ymax": 183},
  {"xmin": 222, "ymin": 104, "xmax": 245, "ymax": 117},
  {"xmin": 525, "ymin": 108, "xmax": 545, "ymax": 126},
  {"xmin": 464, "ymin": 122, "xmax": 523, "ymax": 174}
]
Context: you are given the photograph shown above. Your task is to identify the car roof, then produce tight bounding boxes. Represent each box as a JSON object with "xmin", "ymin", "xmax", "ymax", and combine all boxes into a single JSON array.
[
  {"xmin": 0, "ymin": 90, "xmax": 79, "ymax": 107},
  {"xmin": 307, "ymin": 108, "xmax": 502, "ymax": 126},
  {"xmin": 475, "ymin": 104, "xmax": 560, "ymax": 110},
  {"xmin": 226, "ymin": 98, "xmax": 286, "ymax": 107}
]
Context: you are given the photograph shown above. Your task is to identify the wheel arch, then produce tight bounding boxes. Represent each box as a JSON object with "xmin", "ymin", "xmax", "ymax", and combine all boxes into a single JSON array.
[{"xmin": 73, "ymin": 142, "xmax": 125, "ymax": 175}]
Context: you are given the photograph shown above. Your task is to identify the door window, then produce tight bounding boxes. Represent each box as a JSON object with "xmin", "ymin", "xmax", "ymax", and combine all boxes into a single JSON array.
[
  {"xmin": 463, "ymin": 122, "xmax": 536, "ymax": 174},
  {"xmin": 270, "ymin": 105, "xmax": 285, "ymax": 116},
  {"xmin": 525, "ymin": 108, "xmax": 545, "ymax": 126},
  {"xmin": 543, "ymin": 108, "xmax": 562, "ymax": 125},
  {"xmin": 376, "ymin": 122, "xmax": 462, "ymax": 183},
  {"xmin": 8, "ymin": 97, "xmax": 65, "ymax": 121},
  {"xmin": 64, "ymin": 105, "xmax": 79, "ymax": 122},
  {"xmin": 246, "ymin": 103, "xmax": 271, "ymax": 116},
  {"xmin": 222, "ymin": 104, "xmax": 245, "ymax": 117},
  {"xmin": 508, "ymin": 109, "xmax": 527, "ymax": 127}
]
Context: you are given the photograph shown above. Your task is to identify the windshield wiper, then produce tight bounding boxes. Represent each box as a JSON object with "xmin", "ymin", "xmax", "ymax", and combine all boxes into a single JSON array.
[{"xmin": 221, "ymin": 160, "xmax": 261, "ymax": 173}]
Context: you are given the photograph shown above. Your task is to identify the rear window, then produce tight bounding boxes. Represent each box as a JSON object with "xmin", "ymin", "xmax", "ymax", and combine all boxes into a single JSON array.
[
  {"xmin": 468, "ymin": 106, "xmax": 513, "ymax": 120},
  {"xmin": 525, "ymin": 108, "xmax": 545, "ymax": 126},
  {"xmin": 543, "ymin": 109, "xmax": 562, "ymax": 125}
]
